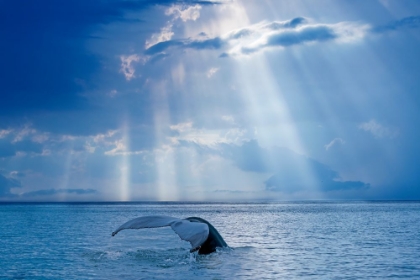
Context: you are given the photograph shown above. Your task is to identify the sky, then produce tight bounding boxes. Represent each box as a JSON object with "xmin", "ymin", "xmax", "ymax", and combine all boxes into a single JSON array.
[{"xmin": 1, "ymin": 0, "xmax": 420, "ymax": 201}]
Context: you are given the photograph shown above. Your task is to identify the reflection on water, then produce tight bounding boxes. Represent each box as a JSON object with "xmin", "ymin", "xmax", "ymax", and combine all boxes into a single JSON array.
[{"xmin": 1, "ymin": 202, "xmax": 420, "ymax": 279}]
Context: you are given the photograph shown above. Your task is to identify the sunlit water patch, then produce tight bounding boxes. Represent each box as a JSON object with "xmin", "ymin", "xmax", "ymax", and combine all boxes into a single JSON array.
[{"xmin": 1, "ymin": 202, "xmax": 420, "ymax": 279}]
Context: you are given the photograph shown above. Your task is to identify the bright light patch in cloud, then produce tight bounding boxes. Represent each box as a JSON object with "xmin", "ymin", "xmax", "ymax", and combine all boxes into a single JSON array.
[
  {"xmin": 359, "ymin": 120, "xmax": 398, "ymax": 139},
  {"xmin": 207, "ymin": 67, "xmax": 219, "ymax": 78},
  {"xmin": 169, "ymin": 122, "xmax": 249, "ymax": 146},
  {"xmin": 222, "ymin": 18, "xmax": 370, "ymax": 56}
]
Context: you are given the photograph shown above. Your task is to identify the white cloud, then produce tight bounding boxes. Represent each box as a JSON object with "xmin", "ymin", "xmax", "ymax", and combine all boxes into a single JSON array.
[
  {"xmin": 170, "ymin": 122, "xmax": 193, "ymax": 133},
  {"xmin": 11, "ymin": 126, "xmax": 37, "ymax": 143},
  {"xmin": 145, "ymin": 23, "xmax": 175, "ymax": 49},
  {"xmin": 221, "ymin": 115, "xmax": 235, "ymax": 125},
  {"xmin": 359, "ymin": 119, "xmax": 398, "ymax": 138},
  {"xmin": 169, "ymin": 121, "xmax": 248, "ymax": 146},
  {"xmin": 31, "ymin": 133, "xmax": 49, "ymax": 144},
  {"xmin": 325, "ymin": 138, "xmax": 345, "ymax": 151},
  {"xmin": 120, "ymin": 54, "xmax": 143, "ymax": 81},
  {"xmin": 92, "ymin": 130, "xmax": 117, "ymax": 144},
  {"xmin": 108, "ymin": 89, "xmax": 118, "ymax": 98},
  {"xmin": 143, "ymin": 17, "xmax": 371, "ymax": 58},
  {"xmin": 207, "ymin": 67, "xmax": 219, "ymax": 78},
  {"xmin": 145, "ymin": 4, "xmax": 202, "ymax": 50},
  {"xmin": 165, "ymin": 4, "xmax": 202, "ymax": 22},
  {"xmin": 104, "ymin": 139, "xmax": 127, "ymax": 155},
  {"xmin": 0, "ymin": 129, "xmax": 12, "ymax": 139},
  {"xmin": 222, "ymin": 18, "xmax": 370, "ymax": 56}
]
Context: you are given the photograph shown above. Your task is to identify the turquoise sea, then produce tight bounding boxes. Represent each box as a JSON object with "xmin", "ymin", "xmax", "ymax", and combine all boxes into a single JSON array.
[{"xmin": 1, "ymin": 202, "xmax": 420, "ymax": 279}]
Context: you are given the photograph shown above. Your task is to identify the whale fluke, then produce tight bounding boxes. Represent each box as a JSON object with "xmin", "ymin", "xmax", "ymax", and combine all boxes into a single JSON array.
[{"xmin": 112, "ymin": 215, "xmax": 228, "ymax": 254}]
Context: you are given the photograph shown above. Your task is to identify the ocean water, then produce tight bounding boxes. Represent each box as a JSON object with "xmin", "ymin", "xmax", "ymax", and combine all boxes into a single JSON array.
[{"xmin": 1, "ymin": 202, "xmax": 420, "ymax": 279}]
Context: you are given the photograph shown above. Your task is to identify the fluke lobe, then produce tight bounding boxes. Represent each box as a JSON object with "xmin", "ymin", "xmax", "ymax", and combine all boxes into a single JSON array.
[{"xmin": 112, "ymin": 215, "xmax": 228, "ymax": 255}]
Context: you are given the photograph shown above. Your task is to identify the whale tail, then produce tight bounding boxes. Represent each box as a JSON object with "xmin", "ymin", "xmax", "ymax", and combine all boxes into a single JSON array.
[
  {"xmin": 112, "ymin": 215, "xmax": 228, "ymax": 254},
  {"xmin": 112, "ymin": 215, "xmax": 209, "ymax": 249}
]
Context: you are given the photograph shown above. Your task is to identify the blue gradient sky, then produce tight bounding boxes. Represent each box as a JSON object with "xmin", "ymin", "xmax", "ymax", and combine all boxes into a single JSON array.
[{"xmin": 1, "ymin": 0, "xmax": 420, "ymax": 201}]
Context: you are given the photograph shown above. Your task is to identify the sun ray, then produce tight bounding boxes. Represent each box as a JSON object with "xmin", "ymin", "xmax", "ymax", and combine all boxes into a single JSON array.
[
  {"xmin": 152, "ymin": 82, "xmax": 179, "ymax": 201},
  {"xmin": 119, "ymin": 119, "xmax": 131, "ymax": 201}
]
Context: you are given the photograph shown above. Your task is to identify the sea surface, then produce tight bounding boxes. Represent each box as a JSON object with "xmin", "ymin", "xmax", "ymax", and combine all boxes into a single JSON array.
[{"xmin": 1, "ymin": 201, "xmax": 420, "ymax": 279}]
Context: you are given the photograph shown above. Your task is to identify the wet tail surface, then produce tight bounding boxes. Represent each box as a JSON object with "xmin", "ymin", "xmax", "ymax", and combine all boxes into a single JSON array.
[{"xmin": 186, "ymin": 217, "xmax": 228, "ymax": 255}]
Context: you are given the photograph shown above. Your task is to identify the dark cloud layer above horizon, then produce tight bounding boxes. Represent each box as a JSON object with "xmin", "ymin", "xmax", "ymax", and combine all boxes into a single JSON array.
[{"xmin": 21, "ymin": 188, "xmax": 97, "ymax": 197}]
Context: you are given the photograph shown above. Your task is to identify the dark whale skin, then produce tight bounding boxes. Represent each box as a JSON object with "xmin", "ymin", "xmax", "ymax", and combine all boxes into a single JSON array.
[{"xmin": 186, "ymin": 217, "xmax": 228, "ymax": 254}]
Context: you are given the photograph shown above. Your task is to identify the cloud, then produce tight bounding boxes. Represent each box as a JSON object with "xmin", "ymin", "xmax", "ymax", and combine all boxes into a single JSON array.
[
  {"xmin": 359, "ymin": 119, "xmax": 398, "ymax": 138},
  {"xmin": 169, "ymin": 121, "xmax": 250, "ymax": 146},
  {"xmin": 144, "ymin": 15, "xmax": 420, "ymax": 59},
  {"xmin": 0, "ymin": 129, "xmax": 12, "ymax": 138},
  {"xmin": 207, "ymin": 67, "xmax": 219, "ymax": 78},
  {"xmin": 1, "ymin": 0, "xmax": 221, "ymax": 136},
  {"xmin": 145, "ymin": 24, "xmax": 175, "ymax": 49},
  {"xmin": 0, "ymin": 0, "xmax": 150, "ymax": 114},
  {"xmin": 265, "ymin": 167, "xmax": 368, "ymax": 193},
  {"xmin": 145, "ymin": 3, "xmax": 204, "ymax": 49},
  {"xmin": 120, "ymin": 55, "xmax": 143, "ymax": 81},
  {"xmin": 165, "ymin": 4, "xmax": 202, "ymax": 22},
  {"xmin": 0, "ymin": 173, "xmax": 21, "ymax": 198},
  {"xmin": 239, "ymin": 24, "xmax": 336, "ymax": 54},
  {"xmin": 325, "ymin": 138, "xmax": 345, "ymax": 151},
  {"xmin": 0, "ymin": 126, "xmax": 46, "ymax": 158},
  {"xmin": 217, "ymin": 140, "xmax": 369, "ymax": 194},
  {"xmin": 226, "ymin": 19, "xmax": 369, "ymax": 56},
  {"xmin": 172, "ymin": 134, "xmax": 369, "ymax": 196},
  {"xmin": 372, "ymin": 15, "xmax": 420, "ymax": 33},
  {"xmin": 145, "ymin": 37, "xmax": 224, "ymax": 55},
  {"xmin": 0, "ymin": 0, "xmax": 217, "ymax": 115},
  {"xmin": 21, "ymin": 188, "xmax": 97, "ymax": 197},
  {"xmin": 144, "ymin": 17, "xmax": 369, "ymax": 58}
]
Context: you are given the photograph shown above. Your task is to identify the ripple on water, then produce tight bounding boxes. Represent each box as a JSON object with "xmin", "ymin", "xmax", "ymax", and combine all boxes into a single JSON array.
[{"xmin": 1, "ymin": 202, "xmax": 420, "ymax": 279}]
